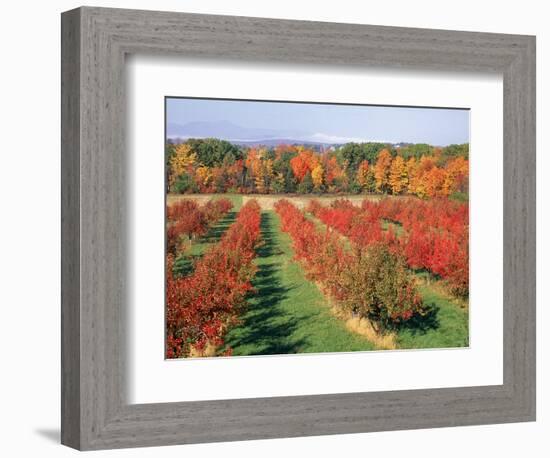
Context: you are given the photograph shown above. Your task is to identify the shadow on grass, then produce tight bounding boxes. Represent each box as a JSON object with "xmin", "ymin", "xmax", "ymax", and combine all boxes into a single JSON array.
[
  {"xmin": 202, "ymin": 211, "xmax": 238, "ymax": 244},
  {"xmin": 400, "ymin": 302, "xmax": 440, "ymax": 335},
  {"xmin": 412, "ymin": 267, "xmax": 437, "ymax": 279},
  {"xmin": 224, "ymin": 213, "xmax": 307, "ymax": 355},
  {"xmin": 172, "ymin": 256, "xmax": 195, "ymax": 277}
]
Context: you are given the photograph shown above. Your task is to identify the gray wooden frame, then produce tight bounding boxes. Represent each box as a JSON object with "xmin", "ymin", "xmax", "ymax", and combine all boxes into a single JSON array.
[{"xmin": 61, "ymin": 6, "xmax": 536, "ymax": 451}]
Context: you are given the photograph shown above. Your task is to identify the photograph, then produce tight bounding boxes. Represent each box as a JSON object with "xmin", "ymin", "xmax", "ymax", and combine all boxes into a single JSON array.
[{"xmin": 164, "ymin": 97, "xmax": 470, "ymax": 358}]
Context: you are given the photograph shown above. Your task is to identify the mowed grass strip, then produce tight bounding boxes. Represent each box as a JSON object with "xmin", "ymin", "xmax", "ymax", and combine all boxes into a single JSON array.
[
  {"xmin": 223, "ymin": 210, "xmax": 375, "ymax": 356},
  {"xmin": 172, "ymin": 195, "xmax": 243, "ymax": 276},
  {"xmin": 397, "ymin": 285, "xmax": 469, "ymax": 349}
]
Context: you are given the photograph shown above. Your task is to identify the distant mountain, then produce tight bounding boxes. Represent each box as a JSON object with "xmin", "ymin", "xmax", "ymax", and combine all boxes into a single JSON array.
[
  {"xmin": 167, "ymin": 136, "xmax": 341, "ymax": 150},
  {"xmin": 166, "ymin": 120, "xmax": 400, "ymax": 147},
  {"xmin": 223, "ymin": 138, "xmax": 342, "ymax": 148},
  {"xmin": 166, "ymin": 120, "xmax": 307, "ymax": 142}
]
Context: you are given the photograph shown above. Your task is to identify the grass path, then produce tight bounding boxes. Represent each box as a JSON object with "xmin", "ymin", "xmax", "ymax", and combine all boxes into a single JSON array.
[
  {"xmin": 172, "ymin": 195, "xmax": 243, "ymax": 276},
  {"xmin": 223, "ymin": 211, "xmax": 375, "ymax": 356},
  {"xmin": 397, "ymin": 285, "xmax": 469, "ymax": 348}
]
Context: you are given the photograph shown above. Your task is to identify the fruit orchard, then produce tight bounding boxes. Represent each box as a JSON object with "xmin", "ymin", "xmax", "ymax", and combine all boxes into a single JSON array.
[
  {"xmin": 166, "ymin": 193, "xmax": 468, "ymax": 358},
  {"xmin": 164, "ymin": 141, "xmax": 469, "ymax": 358}
]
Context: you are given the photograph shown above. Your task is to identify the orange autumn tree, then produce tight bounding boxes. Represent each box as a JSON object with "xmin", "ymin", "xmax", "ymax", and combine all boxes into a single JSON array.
[
  {"xmin": 374, "ymin": 149, "xmax": 393, "ymax": 193},
  {"xmin": 411, "ymin": 155, "xmax": 436, "ymax": 198},
  {"xmin": 274, "ymin": 144, "xmax": 298, "ymax": 158},
  {"xmin": 323, "ymin": 156, "xmax": 345, "ymax": 191},
  {"xmin": 290, "ymin": 149, "xmax": 318, "ymax": 182},
  {"xmin": 443, "ymin": 156, "xmax": 469, "ymax": 195},
  {"xmin": 424, "ymin": 167, "xmax": 447, "ymax": 197}
]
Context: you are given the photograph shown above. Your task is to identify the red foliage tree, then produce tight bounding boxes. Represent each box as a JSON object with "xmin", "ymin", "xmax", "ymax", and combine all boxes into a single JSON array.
[{"xmin": 166, "ymin": 198, "xmax": 233, "ymax": 255}]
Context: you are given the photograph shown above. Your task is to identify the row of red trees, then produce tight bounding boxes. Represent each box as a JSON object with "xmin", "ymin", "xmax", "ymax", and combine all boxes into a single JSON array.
[
  {"xmin": 274, "ymin": 200, "xmax": 426, "ymax": 332},
  {"xmin": 307, "ymin": 199, "xmax": 396, "ymax": 249},
  {"xmin": 166, "ymin": 200, "xmax": 262, "ymax": 358},
  {"xmin": 308, "ymin": 197, "xmax": 469, "ymax": 297},
  {"xmin": 166, "ymin": 198, "xmax": 233, "ymax": 255},
  {"xmin": 366, "ymin": 198, "xmax": 469, "ymax": 297}
]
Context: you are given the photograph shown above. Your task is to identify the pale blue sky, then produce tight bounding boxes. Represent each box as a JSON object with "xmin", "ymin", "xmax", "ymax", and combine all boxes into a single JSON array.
[{"xmin": 166, "ymin": 97, "xmax": 469, "ymax": 146}]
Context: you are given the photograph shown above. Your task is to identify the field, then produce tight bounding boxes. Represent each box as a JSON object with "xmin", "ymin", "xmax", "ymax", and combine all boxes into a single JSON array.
[
  {"xmin": 168, "ymin": 193, "xmax": 381, "ymax": 210},
  {"xmin": 166, "ymin": 193, "xmax": 469, "ymax": 358}
]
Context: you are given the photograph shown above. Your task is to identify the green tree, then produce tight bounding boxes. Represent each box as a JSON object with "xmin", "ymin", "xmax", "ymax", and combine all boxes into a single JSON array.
[
  {"xmin": 186, "ymin": 138, "xmax": 243, "ymax": 167},
  {"xmin": 284, "ymin": 166, "xmax": 297, "ymax": 193},
  {"xmin": 441, "ymin": 143, "xmax": 469, "ymax": 161},
  {"xmin": 297, "ymin": 172, "xmax": 314, "ymax": 193},
  {"xmin": 173, "ymin": 173, "xmax": 197, "ymax": 194},
  {"xmin": 397, "ymin": 143, "xmax": 433, "ymax": 160}
]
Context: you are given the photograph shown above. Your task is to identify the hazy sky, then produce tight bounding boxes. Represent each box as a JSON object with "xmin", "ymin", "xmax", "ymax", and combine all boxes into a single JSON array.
[{"xmin": 166, "ymin": 97, "xmax": 469, "ymax": 146}]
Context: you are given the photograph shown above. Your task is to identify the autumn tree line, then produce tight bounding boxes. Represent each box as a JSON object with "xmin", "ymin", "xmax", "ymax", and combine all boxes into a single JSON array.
[{"xmin": 167, "ymin": 138, "xmax": 469, "ymax": 199}]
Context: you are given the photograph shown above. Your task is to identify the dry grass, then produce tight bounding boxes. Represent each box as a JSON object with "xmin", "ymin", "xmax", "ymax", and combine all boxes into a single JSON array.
[
  {"xmin": 166, "ymin": 194, "xmax": 220, "ymax": 207},
  {"xmin": 330, "ymin": 305, "xmax": 397, "ymax": 350},
  {"xmin": 166, "ymin": 193, "xmax": 384, "ymax": 210},
  {"xmin": 188, "ymin": 341, "xmax": 218, "ymax": 358},
  {"xmin": 242, "ymin": 194, "xmax": 378, "ymax": 210},
  {"xmin": 314, "ymin": 281, "xmax": 397, "ymax": 350}
]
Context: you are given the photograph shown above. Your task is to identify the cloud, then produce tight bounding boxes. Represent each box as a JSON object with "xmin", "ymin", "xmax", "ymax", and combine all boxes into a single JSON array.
[{"xmin": 307, "ymin": 133, "xmax": 392, "ymax": 144}]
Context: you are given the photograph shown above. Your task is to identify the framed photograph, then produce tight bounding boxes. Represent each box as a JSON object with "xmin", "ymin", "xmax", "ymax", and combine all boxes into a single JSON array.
[
  {"xmin": 61, "ymin": 6, "xmax": 536, "ymax": 450},
  {"xmin": 163, "ymin": 97, "xmax": 470, "ymax": 359}
]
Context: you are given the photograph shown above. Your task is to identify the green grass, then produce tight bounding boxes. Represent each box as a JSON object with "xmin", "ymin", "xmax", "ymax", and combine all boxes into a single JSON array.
[
  {"xmin": 215, "ymin": 193, "xmax": 243, "ymax": 211},
  {"xmin": 223, "ymin": 211, "xmax": 375, "ymax": 355},
  {"xmin": 396, "ymin": 285, "xmax": 469, "ymax": 349}
]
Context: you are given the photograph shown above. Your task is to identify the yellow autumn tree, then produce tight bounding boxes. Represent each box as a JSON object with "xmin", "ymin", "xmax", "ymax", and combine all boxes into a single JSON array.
[
  {"xmin": 253, "ymin": 157, "xmax": 275, "ymax": 194},
  {"xmin": 253, "ymin": 163, "xmax": 266, "ymax": 194},
  {"xmin": 263, "ymin": 158, "xmax": 275, "ymax": 193},
  {"xmin": 374, "ymin": 149, "xmax": 392, "ymax": 193},
  {"xmin": 272, "ymin": 171, "xmax": 286, "ymax": 193},
  {"xmin": 389, "ymin": 156, "xmax": 407, "ymax": 194},
  {"xmin": 356, "ymin": 160, "xmax": 370, "ymax": 191},
  {"xmin": 169, "ymin": 143, "xmax": 196, "ymax": 188},
  {"xmin": 311, "ymin": 163, "xmax": 324, "ymax": 190},
  {"xmin": 195, "ymin": 165, "xmax": 212, "ymax": 190},
  {"xmin": 246, "ymin": 148, "xmax": 269, "ymax": 193}
]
